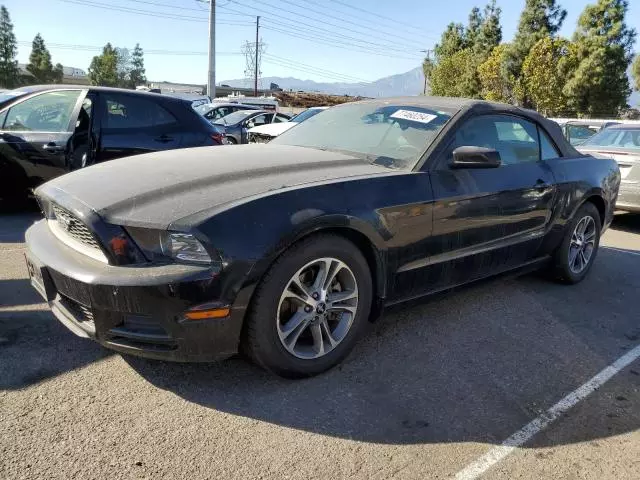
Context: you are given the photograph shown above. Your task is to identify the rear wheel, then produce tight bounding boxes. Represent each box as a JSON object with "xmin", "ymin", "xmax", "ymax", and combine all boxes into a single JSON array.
[
  {"xmin": 225, "ymin": 136, "xmax": 237, "ymax": 145},
  {"xmin": 552, "ymin": 202, "xmax": 601, "ymax": 284},
  {"xmin": 244, "ymin": 234, "xmax": 372, "ymax": 378}
]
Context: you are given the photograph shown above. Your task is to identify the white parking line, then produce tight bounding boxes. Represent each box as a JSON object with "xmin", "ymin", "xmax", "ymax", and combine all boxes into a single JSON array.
[{"xmin": 454, "ymin": 343, "xmax": 640, "ymax": 480}]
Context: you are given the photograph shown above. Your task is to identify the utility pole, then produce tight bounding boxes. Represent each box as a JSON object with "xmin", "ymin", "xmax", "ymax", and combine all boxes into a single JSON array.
[
  {"xmin": 420, "ymin": 49, "xmax": 433, "ymax": 95},
  {"xmin": 207, "ymin": 0, "xmax": 216, "ymax": 99},
  {"xmin": 254, "ymin": 16, "xmax": 260, "ymax": 96}
]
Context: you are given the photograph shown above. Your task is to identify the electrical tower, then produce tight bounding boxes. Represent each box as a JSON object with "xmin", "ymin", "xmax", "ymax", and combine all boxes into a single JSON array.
[{"xmin": 242, "ymin": 39, "xmax": 266, "ymax": 93}]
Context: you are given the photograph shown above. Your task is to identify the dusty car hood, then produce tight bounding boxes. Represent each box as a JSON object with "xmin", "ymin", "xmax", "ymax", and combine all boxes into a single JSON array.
[
  {"xmin": 37, "ymin": 144, "xmax": 392, "ymax": 229},
  {"xmin": 248, "ymin": 122, "xmax": 296, "ymax": 137}
]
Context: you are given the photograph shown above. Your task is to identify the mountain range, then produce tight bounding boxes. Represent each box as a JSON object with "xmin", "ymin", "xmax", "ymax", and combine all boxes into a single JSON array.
[
  {"xmin": 222, "ymin": 66, "xmax": 640, "ymax": 107},
  {"xmin": 222, "ymin": 66, "xmax": 426, "ymax": 98}
]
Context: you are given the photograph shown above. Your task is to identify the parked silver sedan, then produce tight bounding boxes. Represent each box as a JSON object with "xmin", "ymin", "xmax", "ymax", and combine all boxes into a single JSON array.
[{"xmin": 577, "ymin": 124, "xmax": 640, "ymax": 212}]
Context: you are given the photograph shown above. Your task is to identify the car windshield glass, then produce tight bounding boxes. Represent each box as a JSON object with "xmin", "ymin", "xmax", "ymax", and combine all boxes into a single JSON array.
[
  {"xmin": 291, "ymin": 108, "xmax": 324, "ymax": 123},
  {"xmin": 581, "ymin": 128, "xmax": 640, "ymax": 150},
  {"xmin": 271, "ymin": 103, "xmax": 453, "ymax": 169}
]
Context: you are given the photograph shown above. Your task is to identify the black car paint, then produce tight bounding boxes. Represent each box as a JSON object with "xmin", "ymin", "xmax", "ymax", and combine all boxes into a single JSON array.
[
  {"xmin": 26, "ymin": 98, "xmax": 621, "ymax": 362},
  {"xmin": 0, "ymin": 85, "xmax": 222, "ymax": 199}
]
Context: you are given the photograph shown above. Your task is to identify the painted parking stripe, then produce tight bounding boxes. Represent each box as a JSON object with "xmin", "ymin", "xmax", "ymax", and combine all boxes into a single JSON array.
[{"xmin": 454, "ymin": 343, "xmax": 640, "ymax": 480}]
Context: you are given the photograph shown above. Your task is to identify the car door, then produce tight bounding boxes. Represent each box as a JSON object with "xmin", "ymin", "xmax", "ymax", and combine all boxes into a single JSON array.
[
  {"xmin": 426, "ymin": 114, "xmax": 557, "ymax": 289},
  {"xmin": 0, "ymin": 89, "xmax": 85, "ymax": 196},
  {"xmin": 241, "ymin": 113, "xmax": 273, "ymax": 143},
  {"xmin": 96, "ymin": 92, "xmax": 183, "ymax": 163}
]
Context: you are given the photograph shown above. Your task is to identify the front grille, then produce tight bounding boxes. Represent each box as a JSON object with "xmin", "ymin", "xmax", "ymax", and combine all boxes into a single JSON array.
[{"xmin": 52, "ymin": 204, "xmax": 101, "ymax": 250}]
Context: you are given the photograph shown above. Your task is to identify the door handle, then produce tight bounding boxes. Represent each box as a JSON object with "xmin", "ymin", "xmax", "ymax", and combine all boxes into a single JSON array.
[
  {"xmin": 43, "ymin": 142, "xmax": 64, "ymax": 154},
  {"xmin": 154, "ymin": 135, "xmax": 174, "ymax": 143},
  {"xmin": 534, "ymin": 179, "xmax": 551, "ymax": 191}
]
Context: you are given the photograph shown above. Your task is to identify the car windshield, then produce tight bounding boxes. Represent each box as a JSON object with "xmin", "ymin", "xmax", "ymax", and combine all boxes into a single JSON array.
[
  {"xmin": 213, "ymin": 110, "xmax": 258, "ymax": 126},
  {"xmin": 581, "ymin": 127, "xmax": 640, "ymax": 150},
  {"xmin": 271, "ymin": 102, "xmax": 453, "ymax": 169},
  {"xmin": 291, "ymin": 108, "xmax": 325, "ymax": 123}
]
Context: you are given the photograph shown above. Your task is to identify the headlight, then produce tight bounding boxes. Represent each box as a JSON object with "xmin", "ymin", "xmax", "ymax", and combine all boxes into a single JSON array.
[
  {"xmin": 126, "ymin": 227, "xmax": 216, "ymax": 265},
  {"xmin": 161, "ymin": 232, "xmax": 212, "ymax": 264}
]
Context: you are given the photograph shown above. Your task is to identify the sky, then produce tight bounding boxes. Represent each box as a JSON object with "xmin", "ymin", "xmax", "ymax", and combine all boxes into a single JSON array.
[{"xmin": 4, "ymin": 0, "xmax": 640, "ymax": 85}]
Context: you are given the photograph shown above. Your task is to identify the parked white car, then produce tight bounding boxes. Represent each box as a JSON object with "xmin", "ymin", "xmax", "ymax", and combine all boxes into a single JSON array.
[{"xmin": 248, "ymin": 107, "xmax": 329, "ymax": 143}]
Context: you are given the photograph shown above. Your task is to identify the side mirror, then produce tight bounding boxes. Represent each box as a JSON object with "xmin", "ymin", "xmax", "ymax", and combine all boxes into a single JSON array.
[{"xmin": 451, "ymin": 146, "xmax": 501, "ymax": 169}]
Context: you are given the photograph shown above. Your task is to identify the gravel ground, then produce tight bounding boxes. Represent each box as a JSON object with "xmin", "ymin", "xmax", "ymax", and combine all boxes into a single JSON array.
[{"xmin": 1, "ymin": 208, "xmax": 639, "ymax": 480}]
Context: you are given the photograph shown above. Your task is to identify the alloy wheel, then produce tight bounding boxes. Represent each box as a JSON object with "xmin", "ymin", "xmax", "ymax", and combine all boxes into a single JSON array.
[
  {"xmin": 276, "ymin": 257, "xmax": 358, "ymax": 359},
  {"xmin": 568, "ymin": 215, "xmax": 597, "ymax": 274}
]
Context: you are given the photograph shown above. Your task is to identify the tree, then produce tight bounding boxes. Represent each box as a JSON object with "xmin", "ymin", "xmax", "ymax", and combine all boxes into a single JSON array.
[
  {"xmin": 429, "ymin": 49, "xmax": 479, "ymax": 98},
  {"xmin": 115, "ymin": 47, "xmax": 132, "ymax": 87},
  {"xmin": 564, "ymin": 0, "xmax": 636, "ymax": 116},
  {"xmin": 88, "ymin": 43, "xmax": 119, "ymax": 87},
  {"xmin": 478, "ymin": 44, "xmax": 512, "ymax": 102},
  {"xmin": 630, "ymin": 53, "xmax": 639, "ymax": 91},
  {"xmin": 466, "ymin": 7, "xmax": 483, "ymax": 49},
  {"xmin": 26, "ymin": 33, "xmax": 58, "ymax": 84},
  {"xmin": 0, "ymin": 6, "xmax": 20, "ymax": 88},
  {"xmin": 505, "ymin": 0, "xmax": 567, "ymax": 103},
  {"xmin": 476, "ymin": 0, "xmax": 502, "ymax": 55},
  {"xmin": 434, "ymin": 23, "xmax": 467, "ymax": 60},
  {"xmin": 129, "ymin": 43, "xmax": 146, "ymax": 88},
  {"xmin": 522, "ymin": 37, "xmax": 576, "ymax": 116},
  {"xmin": 52, "ymin": 63, "xmax": 64, "ymax": 83}
]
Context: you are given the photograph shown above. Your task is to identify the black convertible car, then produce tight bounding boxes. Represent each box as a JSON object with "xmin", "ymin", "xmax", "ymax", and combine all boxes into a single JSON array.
[{"xmin": 25, "ymin": 97, "xmax": 620, "ymax": 378}]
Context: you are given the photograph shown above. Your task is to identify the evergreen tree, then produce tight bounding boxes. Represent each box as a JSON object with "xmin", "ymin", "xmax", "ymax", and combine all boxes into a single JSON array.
[
  {"xmin": 429, "ymin": 49, "xmax": 479, "ymax": 98},
  {"xmin": 522, "ymin": 37, "xmax": 576, "ymax": 116},
  {"xmin": 115, "ymin": 47, "xmax": 131, "ymax": 87},
  {"xmin": 434, "ymin": 23, "xmax": 467, "ymax": 60},
  {"xmin": 633, "ymin": 55, "xmax": 640, "ymax": 92},
  {"xmin": 129, "ymin": 43, "xmax": 146, "ymax": 88},
  {"xmin": 564, "ymin": 0, "xmax": 636, "ymax": 116},
  {"xmin": 26, "ymin": 33, "xmax": 57, "ymax": 83},
  {"xmin": 466, "ymin": 7, "xmax": 483, "ymax": 49},
  {"xmin": 0, "ymin": 5, "xmax": 20, "ymax": 88},
  {"xmin": 478, "ymin": 44, "xmax": 512, "ymax": 102},
  {"xmin": 53, "ymin": 63, "xmax": 64, "ymax": 83},
  {"xmin": 505, "ymin": 0, "xmax": 567, "ymax": 103},
  {"xmin": 87, "ymin": 43, "xmax": 119, "ymax": 87},
  {"xmin": 476, "ymin": 0, "xmax": 502, "ymax": 55}
]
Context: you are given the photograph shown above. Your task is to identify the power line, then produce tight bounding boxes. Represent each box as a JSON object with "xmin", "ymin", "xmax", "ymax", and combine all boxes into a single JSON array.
[
  {"xmin": 325, "ymin": 0, "xmax": 428, "ymax": 34},
  {"xmin": 262, "ymin": 53, "xmax": 370, "ymax": 84},
  {"xmin": 17, "ymin": 40, "xmax": 242, "ymax": 56},
  {"xmin": 57, "ymin": 0, "xmax": 253, "ymax": 24},
  {"xmin": 260, "ymin": 23, "xmax": 420, "ymax": 61},
  {"xmin": 273, "ymin": 0, "xmax": 431, "ymax": 49},
  {"xmin": 227, "ymin": 0, "xmax": 423, "ymax": 56}
]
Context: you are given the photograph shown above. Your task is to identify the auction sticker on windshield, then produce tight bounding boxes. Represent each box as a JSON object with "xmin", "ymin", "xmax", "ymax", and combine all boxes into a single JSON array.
[{"xmin": 390, "ymin": 109, "xmax": 437, "ymax": 124}]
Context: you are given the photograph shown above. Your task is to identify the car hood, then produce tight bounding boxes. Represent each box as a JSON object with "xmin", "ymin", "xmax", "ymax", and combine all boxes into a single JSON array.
[
  {"xmin": 37, "ymin": 145, "xmax": 392, "ymax": 229},
  {"xmin": 248, "ymin": 122, "xmax": 296, "ymax": 137}
]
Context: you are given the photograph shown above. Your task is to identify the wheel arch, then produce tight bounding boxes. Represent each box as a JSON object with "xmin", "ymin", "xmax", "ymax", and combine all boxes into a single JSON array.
[
  {"xmin": 582, "ymin": 194, "xmax": 606, "ymax": 227},
  {"xmin": 234, "ymin": 215, "xmax": 388, "ymax": 324}
]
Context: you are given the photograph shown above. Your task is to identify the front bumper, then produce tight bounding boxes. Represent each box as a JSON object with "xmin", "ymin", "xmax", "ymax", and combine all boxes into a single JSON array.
[
  {"xmin": 25, "ymin": 220, "xmax": 245, "ymax": 362},
  {"xmin": 616, "ymin": 183, "xmax": 640, "ymax": 213}
]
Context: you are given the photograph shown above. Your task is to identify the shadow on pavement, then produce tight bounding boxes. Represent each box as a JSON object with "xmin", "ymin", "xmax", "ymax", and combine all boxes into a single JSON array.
[
  {"xmin": 126, "ymin": 248, "xmax": 640, "ymax": 447},
  {"xmin": 0, "ymin": 308, "xmax": 112, "ymax": 390},
  {"xmin": 0, "ymin": 278, "xmax": 44, "ymax": 308},
  {"xmin": 611, "ymin": 212, "xmax": 640, "ymax": 234},
  {"xmin": 0, "ymin": 210, "xmax": 40, "ymax": 243}
]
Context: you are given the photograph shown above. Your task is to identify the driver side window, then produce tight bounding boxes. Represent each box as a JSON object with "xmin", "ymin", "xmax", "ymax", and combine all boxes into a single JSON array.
[
  {"xmin": 445, "ymin": 115, "xmax": 540, "ymax": 166},
  {"xmin": 3, "ymin": 90, "xmax": 82, "ymax": 132}
]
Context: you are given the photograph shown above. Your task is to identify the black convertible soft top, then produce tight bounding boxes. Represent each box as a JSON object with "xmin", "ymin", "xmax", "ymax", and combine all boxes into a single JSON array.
[{"xmin": 354, "ymin": 96, "xmax": 581, "ymax": 159}]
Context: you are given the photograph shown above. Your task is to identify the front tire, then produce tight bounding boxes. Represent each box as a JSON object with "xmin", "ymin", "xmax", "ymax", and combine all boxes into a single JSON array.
[
  {"xmin": 552, "ymin": 202, "xmax": 601, "ymax": 284},
  {"xmin": 244, "ymin": 234, "xmax": 372, "ymax": 378}
]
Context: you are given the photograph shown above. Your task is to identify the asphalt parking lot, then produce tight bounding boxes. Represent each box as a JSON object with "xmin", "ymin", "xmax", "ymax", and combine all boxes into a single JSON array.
[{"xmin": 1, "ymin": 206, "xmax": 639, "ymax": 480}]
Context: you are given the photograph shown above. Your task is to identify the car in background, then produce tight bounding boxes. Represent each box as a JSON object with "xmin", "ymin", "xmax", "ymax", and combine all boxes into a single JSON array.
[
  {"xmin": 214, "ymin": 109, "xmax": 291, "ymax": 144},
  {"xmin": 0, "ymin": 85, "xmax": 224, "ymax": 201},
  {"xmin": 248, "ymin": 106, "xmax": 329, "ymax": 143},
  {"xmin": 195, "ymin": 102, "xmax": 261, "ymax": 123},
  {"xmin": 551, "ymin": 118, "xmax": 620, "ymax": 146},
  {"xmin": 25, "ymin": 96, "xmax": 620, "ymax": 378},
  {"xmin": 576, "ymin": 124, "xmax": 640, "ymax": 212}
]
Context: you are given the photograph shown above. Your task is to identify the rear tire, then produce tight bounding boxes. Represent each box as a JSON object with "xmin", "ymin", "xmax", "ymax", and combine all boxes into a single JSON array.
[
  {"xmin": 244, "ymin": 234, "xmax": 372, "ymax": 378},
  {"xmin": 225, "ymin": 136, "xmax": 237, "ymax": 145},
  {"xmin": 551, "ymin": 202, "xmax": 601, "ymax": 284}
]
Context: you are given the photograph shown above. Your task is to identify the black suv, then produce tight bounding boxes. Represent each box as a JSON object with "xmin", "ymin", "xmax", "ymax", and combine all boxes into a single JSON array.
[{"xmin": 0, "ymin": 85, "xmax": 224, "ymax": 200}]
